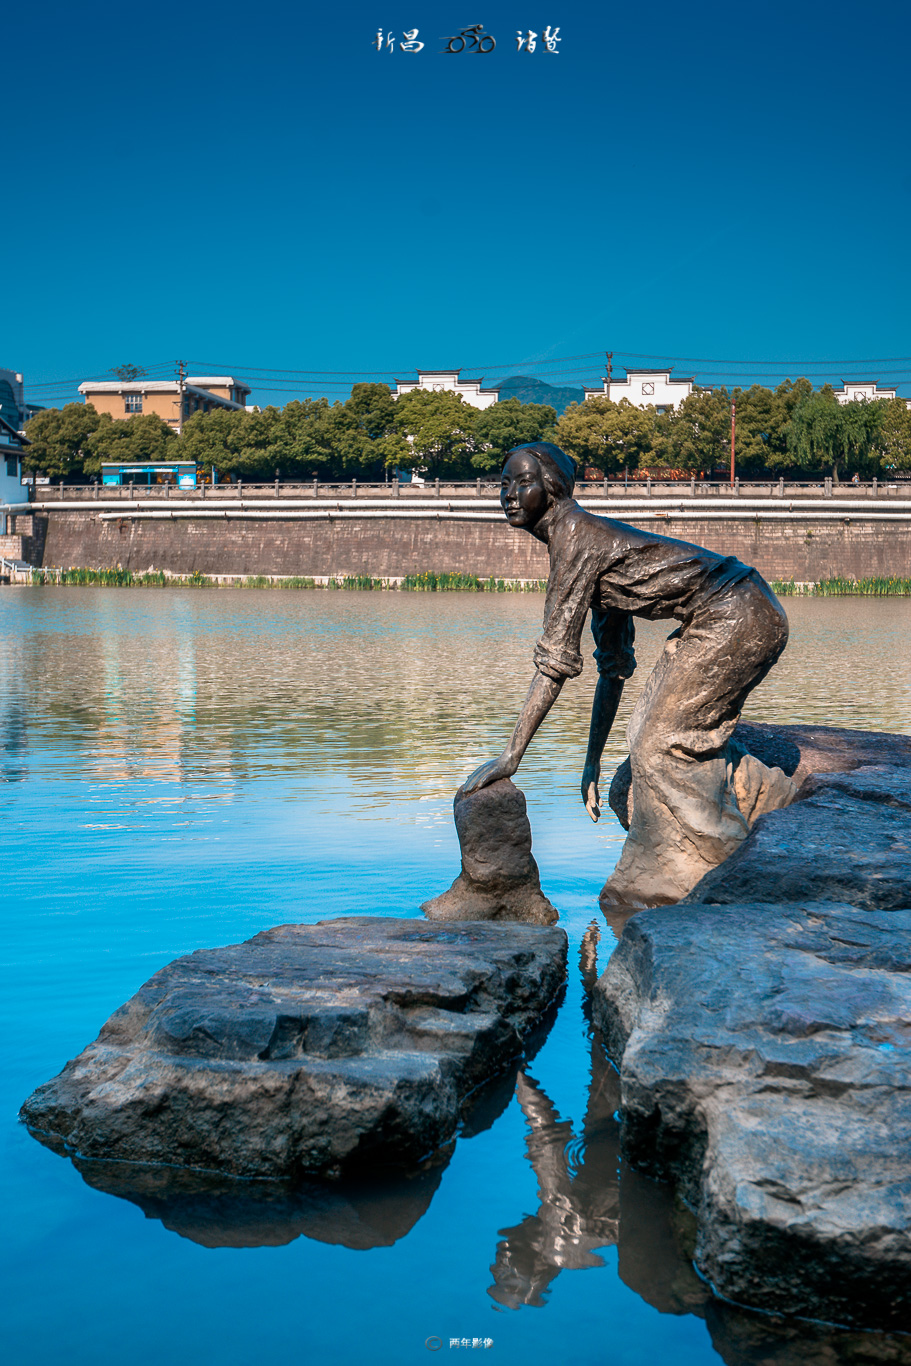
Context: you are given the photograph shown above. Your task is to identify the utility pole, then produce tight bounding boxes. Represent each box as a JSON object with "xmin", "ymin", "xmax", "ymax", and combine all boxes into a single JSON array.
[
  {"xmin": 176, "ymin": 359, "xmax": 187, "ymax": 436},
  {"xmin": 730, "ymin": 394, "xmax": 736, "ymax": 488},
  {"xmin": 605, "ymin": 350, "xmax": 613, "ymax": 397}
]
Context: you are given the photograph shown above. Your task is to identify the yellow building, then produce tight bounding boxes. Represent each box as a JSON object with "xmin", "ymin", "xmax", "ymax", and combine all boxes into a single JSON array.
[{"xmin": 78, "ymin": 375, "xmax": 251, "ymax": 429}]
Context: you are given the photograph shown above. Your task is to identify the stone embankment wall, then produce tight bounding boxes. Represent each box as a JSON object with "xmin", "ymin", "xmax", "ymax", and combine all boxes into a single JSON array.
[
  {"xmin": 25, "ymin": 509, "xmax": 911, "ymax": 581},
  {"xmin": 40, "ymin": 512, "xmax": 550, "ymax": 579},
  {"xmin": 1, "ymin": 515, "xmax": 47, "ymax": 565}
]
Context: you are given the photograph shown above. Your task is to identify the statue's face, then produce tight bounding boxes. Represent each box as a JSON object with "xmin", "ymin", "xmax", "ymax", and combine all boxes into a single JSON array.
[{"xmin": 500, "ymin": 452, "xmax": 549, "ymax": 528}]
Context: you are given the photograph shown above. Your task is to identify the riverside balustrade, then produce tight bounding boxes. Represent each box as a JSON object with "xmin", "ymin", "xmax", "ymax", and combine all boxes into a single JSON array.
[{"xmin": 24, "ymin": 477, "xmax": 911, "ymax": 504}]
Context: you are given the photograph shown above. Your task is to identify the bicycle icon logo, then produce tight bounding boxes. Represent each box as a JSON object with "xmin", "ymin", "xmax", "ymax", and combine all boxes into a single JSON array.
[{"xmin": 442, "ymin": 23, "xmax": 496, "ymax": 53}]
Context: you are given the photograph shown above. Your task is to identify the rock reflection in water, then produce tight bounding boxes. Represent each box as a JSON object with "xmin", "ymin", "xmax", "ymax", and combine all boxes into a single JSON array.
[
  {"xmin": 706, "ymin": 1300, "xmax": 911, "ymax": 1366},
  {"xmin": 48, "ymin": 1021, "xmax": 555, "ymax": 1254},
  {"xmin": 69, "ymin": 1151, "xmax": 453, "ymax": 1251}
]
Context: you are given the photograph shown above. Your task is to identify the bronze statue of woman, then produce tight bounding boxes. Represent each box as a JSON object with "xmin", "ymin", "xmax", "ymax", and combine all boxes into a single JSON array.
[{"xmin": 461, "ymin": 442, "xmax": 790, "ymax": 905}]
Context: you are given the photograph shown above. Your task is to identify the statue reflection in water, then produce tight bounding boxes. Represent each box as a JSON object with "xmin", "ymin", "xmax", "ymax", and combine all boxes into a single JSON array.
[
  {"xmin": 488, "ymin": 922, "xmax": 623, "ymax": 1308},
  {"xmin": 489, "ymin": 923, "xmax": 710, "ymax": 1323}
]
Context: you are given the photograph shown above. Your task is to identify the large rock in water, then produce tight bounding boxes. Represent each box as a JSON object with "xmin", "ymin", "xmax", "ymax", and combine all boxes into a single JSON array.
[
  {"xmin": 21, "ymin": 917, "xmax": 566, "ymax": 1180},
  {"xmin": 686, "ymin": 764, "xmax": 911, "ymax": 909},
  {"xmin": 421, "ymin": 779, "xmax": 558, "ymax": 925},
  {"xmin": 593, "ymin": 901, "xmax": 911, "ymax": 1330}
]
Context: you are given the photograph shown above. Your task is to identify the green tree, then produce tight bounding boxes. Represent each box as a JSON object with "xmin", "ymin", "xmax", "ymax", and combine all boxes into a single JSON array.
[
  {"xmin": 661, "ymin": 389, "xmax": 731, "ymax": 473},
  {"xmin": 553, "ymin": 398, "xmax": 656, "ymax": 473},
  {"xmin": 23, "ymin": 403, "xmax": 101, "ymax": 478},
  {"xmin": 181, "ymin": 402, "xmax": 343, "ymax": 481},
  {"xmin": 344, "ymin": 383, "xmax": 396, "ymax": 442},
  {"xmin": 84, "ymin": 412, "xmax": 176, "ymax": 472},
  {"xmin": 786, "ymin": 388, "xmax": 843, "ymax": 478},
  {"xmin": 471, "ymin": 398, "xmax": 557, "ymax": 471},
  {"xmin": 390, "ymin": 389, "xmax": 478, "ymax": 477},
  {"xmin": 784, "ymin": 387, "xmax": 884, "ymax": 481},
  {"xmin": 836, "ymin": 399, "xmax": 887, "ymax": 478},
  {"xmin": 334, "ymin": 384, "xmax": 410, "ymax": 477},
  {"xmin": 179, "ymin": 401, "xmax": 377, "ymax": 482},
  {"xmin": 110, "ymin": 364, "xmax": 146, "ymax": 382},
  {"xmin": 236, "ymin": 405, "xmax": 289, "ymax": 477},
  {"xmin": 760, "ymin": 378, "xmax": 816, "ymax": 471},
  {"xmin": 274, "ymin": 399, "xmax": 342, "ymax": 477},
  {"xmin": 178, "ymin": 408, "xmax": 253, "ymax": 477},
  {"xmin": 880, "ymin": 397, "xmax": 911, "ymax": 471},
  {"xmin": 729, "ymin": 385, "xmax": 774, "ymax": 473}
]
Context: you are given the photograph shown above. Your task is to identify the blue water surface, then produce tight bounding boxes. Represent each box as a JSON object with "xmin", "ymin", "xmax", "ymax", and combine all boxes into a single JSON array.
[{"xmin": 4, "ymin": 588, "xmax": 910, "ymax": 1366}]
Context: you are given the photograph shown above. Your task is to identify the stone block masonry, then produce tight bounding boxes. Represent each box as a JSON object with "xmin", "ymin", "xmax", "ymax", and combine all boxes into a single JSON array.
[
  {"xmin": 40, "ymin": 512, "xmax": 551, "ymax": 579},
  {"xmin": 1, "ymin": 514, "xmax": 47, "ymax": 567},
  {"xmin": 30, "ymin": 509, "xmax": 911, "ymax": 583}
]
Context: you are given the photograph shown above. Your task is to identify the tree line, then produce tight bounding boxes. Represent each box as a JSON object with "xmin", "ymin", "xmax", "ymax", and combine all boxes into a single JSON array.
[{"xmin": 22, "ymin": 379, "xmax": 911, "ymax": 483}]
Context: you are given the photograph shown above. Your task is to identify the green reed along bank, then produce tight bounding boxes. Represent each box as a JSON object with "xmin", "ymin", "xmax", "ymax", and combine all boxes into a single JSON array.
[
  {"xmin": 26, "ymin": 568, "xmax": 547, "ymax": 592},
  {"xmin": 771, "ymin": 577, "xmax": 911, "ymax": 596}
]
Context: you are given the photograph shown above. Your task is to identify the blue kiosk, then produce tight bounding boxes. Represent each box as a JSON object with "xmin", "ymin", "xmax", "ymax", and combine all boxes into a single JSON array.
[{"xmin": 102, "ymin": 461, "xmax": 199, "ymax": 488}]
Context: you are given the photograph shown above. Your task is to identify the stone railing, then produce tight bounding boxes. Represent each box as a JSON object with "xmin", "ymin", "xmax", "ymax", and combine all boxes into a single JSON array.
[{"xmin": 25, "ymin": 475, "xmax": 911, "ymax": 504}]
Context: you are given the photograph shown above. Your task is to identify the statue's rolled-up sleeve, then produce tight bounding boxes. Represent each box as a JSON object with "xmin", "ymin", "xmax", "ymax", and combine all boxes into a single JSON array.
[
  {"xmin": 533, "ymin": 639, "xmax": 585, "ymax": 680},
  {"xmin": 591, "ymin": 608, "xmax": 636, "ymax": 679}
]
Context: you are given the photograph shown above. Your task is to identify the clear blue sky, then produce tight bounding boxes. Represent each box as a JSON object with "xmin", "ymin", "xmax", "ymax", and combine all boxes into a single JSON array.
[{"xmin": 8, "ymin": 0, "xmax": 911, "ymax": 407}]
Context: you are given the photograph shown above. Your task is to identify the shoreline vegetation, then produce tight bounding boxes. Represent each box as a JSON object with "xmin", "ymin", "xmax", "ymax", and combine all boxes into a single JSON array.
[
  {"xmin": 770, "ymin": 576, "xmax": 911, "ymax": 596},
  {"xmin": 25, "ymin": 568, "xmax": 548, "ymax": 592},
  {"xmin": 20, "ymin": 568, "xmax": 911, "ymax": 595}
]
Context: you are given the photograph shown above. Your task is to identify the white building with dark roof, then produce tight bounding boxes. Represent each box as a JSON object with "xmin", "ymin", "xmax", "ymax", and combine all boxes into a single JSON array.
[
  {"xmin": 583, "ymin": 369, "xmax": 698, "ymax": 413},
  {"xmin": 392, "ymin": 370, "xmax": 499, "ymax": 409},
  {"xmin": 832, "ymin": 379, "xmax": 897, "ymax": 405}
]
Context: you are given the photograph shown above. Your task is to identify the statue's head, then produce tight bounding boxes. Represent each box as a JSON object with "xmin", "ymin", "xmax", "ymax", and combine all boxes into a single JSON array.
[{"xmin": 500, "ymin": 442, "xmax": 575, "ymax": 530}]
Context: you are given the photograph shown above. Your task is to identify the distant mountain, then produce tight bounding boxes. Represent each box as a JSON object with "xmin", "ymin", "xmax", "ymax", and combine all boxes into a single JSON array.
[{"xmin": 489, "ymin": 375, "xmax": 585, "ymax": 416}]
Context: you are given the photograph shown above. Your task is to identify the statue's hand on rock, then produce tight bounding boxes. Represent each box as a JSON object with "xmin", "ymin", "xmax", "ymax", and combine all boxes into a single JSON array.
[
  {"xmin": 459, "ymin": 750, "xmax": 519, "ymax": 799},
  {"xmin": 582, "ymin": 762, "xmax": 601, "ymax": 822}
]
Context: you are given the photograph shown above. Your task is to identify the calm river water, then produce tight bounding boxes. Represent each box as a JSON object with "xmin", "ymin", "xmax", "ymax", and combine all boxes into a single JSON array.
[{"xmin": 3, "ymin": 588, "xmax": 911, "ymax": 1366}]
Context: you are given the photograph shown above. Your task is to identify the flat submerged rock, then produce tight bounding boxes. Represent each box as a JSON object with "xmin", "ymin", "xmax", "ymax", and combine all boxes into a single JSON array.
[
  {"xmin": 594, "ymin": 902, "xmax": 911, "ymax": 1330},
  {"xmin": 21, "ymin": 917, "xmax": 567, "ymax": 1180},
  {"xmin": 687, "ymin": 764, "xmax": 911, "ymax": 909}
]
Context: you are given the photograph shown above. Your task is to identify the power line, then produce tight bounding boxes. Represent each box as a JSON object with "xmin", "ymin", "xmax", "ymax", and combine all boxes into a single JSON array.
[
  {"xmin": 24, "ymin": 349, "xmax": 911, "ymax": 406},
  {"xmin": 187, "ymin": 351, "xmax": 607, "ymax": 376},
  {"xmin": 177, "ymin": 349, "xmax": 911, "ymax": 374},
  {"xmin": 190, "ymin": 363, "xmax": 397, "ymax": 377},
  {"xmin": 638, "ymin": 369, "xmax": 911, "ymax": 380},
  {"xmin": 26, "ymin": 361, "xmax": 176, "ymax": 390},
  {"xmin": 460, "ymin": 351, "xmax": 606, "ymax": 371},
  {"xmin": 26, "ymin": 348, "xmax": 911, "ymax": 387},
  {"xmin": 615, "ymin": 351, "xmax": 911, "ymax": 366},
  {"xmin": 197, "ymin": 371, "xmax": 911, "ymax": 390}
]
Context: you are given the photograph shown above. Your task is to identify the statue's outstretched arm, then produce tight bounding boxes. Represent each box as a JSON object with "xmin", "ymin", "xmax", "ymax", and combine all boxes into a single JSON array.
[
  {"xmin": 459, "ymin": 671, "xmax": 562, "ymax": 797},
  {"xmin": 581, "ymin": 674, "xmax": 625, "ymax": 821},
  {"xmin": 582, "ymin": 609, "xmax": 636, "ymax": 822}
]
